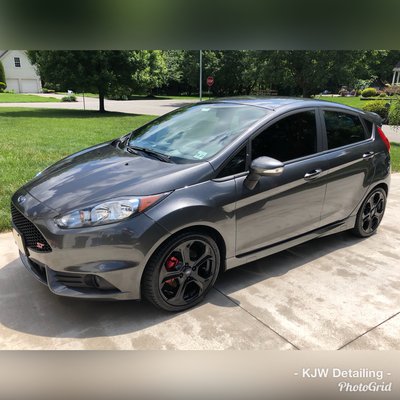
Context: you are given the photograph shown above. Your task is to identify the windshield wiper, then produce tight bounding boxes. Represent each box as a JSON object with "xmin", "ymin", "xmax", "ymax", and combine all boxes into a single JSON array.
[{"xmin": 126, "ymin": 145, "xmax": 172, "ymax": 163}]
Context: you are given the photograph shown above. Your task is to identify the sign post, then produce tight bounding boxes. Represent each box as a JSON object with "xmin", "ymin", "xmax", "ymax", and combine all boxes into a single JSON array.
[{"xmin": 199, "ymin": 50, "xmax": 203, "ymax": 102}]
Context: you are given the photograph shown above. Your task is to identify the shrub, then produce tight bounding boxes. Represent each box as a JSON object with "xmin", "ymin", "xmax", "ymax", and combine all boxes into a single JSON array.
[
  {"xmin": 0, "ymin": 61, "xmax": 5, "ymax": 85},
  {"xmin": 42, "ymin": 87, "xmax": 55, "ymax": 93},
  {"xmin": 379, "ymin": 92, "xmax": 387, "ymax": 98},
  {"xmin": 388, "ymin": 100, "xmax": 400, "ymax": 126},
  {"xmin": 362, "ymin": 100, "xmax": 389, "ymax": 120},
  {"xmin": 61, "ymin": 95, "xmax": 77, "ymax": 102},
  {"xmin": 3, "ymin": 89, "xmax": 14, "ymax": 94},
  {"xmin": 361, "ymin": 87, "xmax": 378, "ymax": 98},
  {"xmin": 0, "ymin": 81, "xmax": 6, "ymax": 92}
]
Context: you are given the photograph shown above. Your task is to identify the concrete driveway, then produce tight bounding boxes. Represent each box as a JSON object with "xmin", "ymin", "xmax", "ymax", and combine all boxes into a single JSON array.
[{"xmin": 0, "ymin": 175, "xmax": 399, "ymax": 350}]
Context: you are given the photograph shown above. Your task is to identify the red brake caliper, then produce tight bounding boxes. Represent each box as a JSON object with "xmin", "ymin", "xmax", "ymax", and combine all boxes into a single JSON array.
[
  {"xmin": 165, "ymin": 256, "xmax": 179, "ymax": 271},
  {"xmin": 165, "ymin": 256, "xmax": 179, "ymax": 286}
]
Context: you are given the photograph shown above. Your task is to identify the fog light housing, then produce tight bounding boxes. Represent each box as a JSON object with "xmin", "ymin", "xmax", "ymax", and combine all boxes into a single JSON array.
[{"xmin": 84, "ymin": 275, "xmax": 116, "ymax": 290}]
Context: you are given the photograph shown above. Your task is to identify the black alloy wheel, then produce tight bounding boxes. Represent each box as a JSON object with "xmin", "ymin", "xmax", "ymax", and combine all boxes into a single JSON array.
[
  {"xmin": 142, "ymin": 232, "xmax": 220, "ymax": 311},
  {"xmin": 352, "ymin": 188, "xmax": 387, "ymax": 238}
]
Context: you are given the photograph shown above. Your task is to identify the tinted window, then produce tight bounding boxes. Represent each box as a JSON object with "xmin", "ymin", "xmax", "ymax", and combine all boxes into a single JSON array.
[
  {"xmin": 324, "ymin": 111, "xmax": 366, "ymax": 149},
  {"xmin": 217, "ymin": 147, "xmax": 247, "ymax": 177},
  {"xmin": 252, "ymin": 111, "xmax": 317, "ymax": 162}
]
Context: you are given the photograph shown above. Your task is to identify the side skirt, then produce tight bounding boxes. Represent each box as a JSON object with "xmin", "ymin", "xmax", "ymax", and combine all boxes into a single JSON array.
[{"xmin": 225, "ymin": 216, "xmax": 356, "ymax": 270}]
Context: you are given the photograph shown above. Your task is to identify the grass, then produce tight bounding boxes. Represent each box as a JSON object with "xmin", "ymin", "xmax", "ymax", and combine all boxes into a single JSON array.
[
  {"xmin": 0, "ymin": 108, "xmax": 155, "ymax": 231},
  {"xmin": 314, "ymin": 95, "xmax": 399, "ymax": 110},
  {"xmin": 391, "ymin": 143, "xmax": 400, "ymax": 172},
  {"xmin": 0, "ymin": 93, "xmax": 59, "ymax": 103}
]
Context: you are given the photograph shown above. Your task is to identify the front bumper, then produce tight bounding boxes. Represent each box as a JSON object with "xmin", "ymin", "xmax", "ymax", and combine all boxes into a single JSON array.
[{"xmin": 11, "ymin": 190, "xmax": 170, "ymax": 300}]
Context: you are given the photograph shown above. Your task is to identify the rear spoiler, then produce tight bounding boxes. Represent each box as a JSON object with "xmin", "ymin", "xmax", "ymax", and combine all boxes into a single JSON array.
[{"xmin": 364, "ymin": 111, "xmax": 383, "ymax": 126}]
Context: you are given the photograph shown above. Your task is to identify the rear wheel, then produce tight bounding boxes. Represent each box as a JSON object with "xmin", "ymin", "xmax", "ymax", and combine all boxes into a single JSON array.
[
  {"xmin": 351, "ymin": 188, "xmax": 387, "ymax": 238},
  {"xmin": 142, "ymin": 232, "xmax": 220, "ymax": 312}
]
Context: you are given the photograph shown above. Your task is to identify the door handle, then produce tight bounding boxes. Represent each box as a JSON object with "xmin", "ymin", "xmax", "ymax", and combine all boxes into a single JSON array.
[
  {"xmin": 363, "ymin": 151, "xmax": 375, "ymax": 160},
  {"xmin": 304, "ymin": 169, "xmax": 322, "ymax": 180}
]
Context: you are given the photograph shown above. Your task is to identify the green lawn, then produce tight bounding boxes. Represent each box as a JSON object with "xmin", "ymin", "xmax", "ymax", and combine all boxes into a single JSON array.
[
  {"xmin": 391, "ymin": 143, "xmax": 400, "ymax": 172},
  {"xmin": 0, "ymin": 93, "xmax": 59, "ymax": 103},
  {"xmin": 314, "ymin": 95, "xmax": 395, "ymax": 110},
  {"xmin": 0, "ymin": 108, "xmax": 155, "ymax": 231}
]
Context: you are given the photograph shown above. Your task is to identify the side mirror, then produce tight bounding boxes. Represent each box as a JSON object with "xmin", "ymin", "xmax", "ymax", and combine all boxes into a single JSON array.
[{"xmin": 244, "ymin": 156, "xmax": 284, "ymax": 190}]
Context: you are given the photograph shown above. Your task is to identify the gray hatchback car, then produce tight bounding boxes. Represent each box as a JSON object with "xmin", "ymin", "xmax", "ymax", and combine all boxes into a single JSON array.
[{"xmin": 11, "ymin": 98, "xmax": 391, "ymax": 311}]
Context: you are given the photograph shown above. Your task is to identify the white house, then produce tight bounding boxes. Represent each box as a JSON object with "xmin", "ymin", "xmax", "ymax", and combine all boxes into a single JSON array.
[
  {"xmin": 392, "ymin": 61, "xmax": 400, "ymax": 86},
  {"xmin": 0, "ymin": 50, "xmax": 42, "ymax": 93}
]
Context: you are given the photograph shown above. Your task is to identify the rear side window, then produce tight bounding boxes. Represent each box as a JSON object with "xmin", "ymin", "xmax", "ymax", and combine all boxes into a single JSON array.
[
  {"xmin": 324, "ymin": 111, "xmax": 366, "ymax": 149},
  {"xmin": 251, "ymin": 111, "xmax": 317, "ymax": 162}
]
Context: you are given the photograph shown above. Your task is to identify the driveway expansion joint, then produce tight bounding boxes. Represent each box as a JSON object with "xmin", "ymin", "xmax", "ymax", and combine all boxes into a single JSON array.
[
  {"xmin": 337, "ymin": 310, "xmax": 400, "ymax": 350},
  {"xmin": 213, "ymin": 287, "xmax": 300, "ymax": 350}
]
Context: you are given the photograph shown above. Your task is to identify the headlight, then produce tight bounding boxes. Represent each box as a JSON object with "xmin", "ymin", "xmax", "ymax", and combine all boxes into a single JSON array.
[{"xmin": 54, "ymin": 194, "xmax": 168, "ymax": 228}]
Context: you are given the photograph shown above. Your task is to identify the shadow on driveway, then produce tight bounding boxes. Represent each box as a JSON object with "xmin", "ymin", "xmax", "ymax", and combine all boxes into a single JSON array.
[{"xmin": 0, "ymin": 232, "xmax": 365, "ymax": 341}]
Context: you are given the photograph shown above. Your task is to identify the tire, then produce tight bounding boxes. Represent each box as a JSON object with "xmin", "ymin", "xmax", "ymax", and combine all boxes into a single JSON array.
[
  {"xmin": 351, "ymin": 187, "xmax": 387, "ymax": 238},
  {"xmin": 142, "ymin": 232, "xmax": 221, "ymax": 312}
]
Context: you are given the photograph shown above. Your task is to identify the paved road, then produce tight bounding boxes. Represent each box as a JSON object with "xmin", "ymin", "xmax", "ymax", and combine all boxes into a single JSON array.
[
  {"xmin": 0, "ymin": 175, "xmax": 399, "ymax": 350},
  {"xmin": 0, "ymin": 94, "xmax": 198, "ymax": 116}
]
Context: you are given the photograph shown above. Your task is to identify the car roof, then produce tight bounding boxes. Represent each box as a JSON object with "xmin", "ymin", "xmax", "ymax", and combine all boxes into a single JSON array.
[
  {"xmin": 207, "ymin": 96, "xmax": 356, "ymax": 111},
  {"xmin": 203, "ymin": 96, "xmax": 381, "ymax": 124}
]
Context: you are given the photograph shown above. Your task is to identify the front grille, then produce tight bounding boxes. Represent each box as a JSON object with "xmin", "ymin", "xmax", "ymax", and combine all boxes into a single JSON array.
[{"xmin": 11, "ymin": 203, "xmax": 52, "ymax": 252}]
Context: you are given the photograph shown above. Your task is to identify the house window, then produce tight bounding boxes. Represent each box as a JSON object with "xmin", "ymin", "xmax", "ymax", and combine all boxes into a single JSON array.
[{"xmin": 14, "ymin": 57, "xmax": 21, "ymax": 68}]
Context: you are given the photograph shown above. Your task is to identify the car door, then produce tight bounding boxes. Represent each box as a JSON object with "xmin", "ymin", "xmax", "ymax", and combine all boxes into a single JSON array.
[
  {"xmin": 234, "ymin": 109, "xmax": 328, "ymax": 256},
  {"xmin": 318, "ymin": 108, "xmax": 375, "ymax": 226}
]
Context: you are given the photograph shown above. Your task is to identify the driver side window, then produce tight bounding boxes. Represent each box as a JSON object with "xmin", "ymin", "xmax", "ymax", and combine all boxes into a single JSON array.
[{"xmin": 251, "ymin": 111, "xmax": 317, "ymax": 162}]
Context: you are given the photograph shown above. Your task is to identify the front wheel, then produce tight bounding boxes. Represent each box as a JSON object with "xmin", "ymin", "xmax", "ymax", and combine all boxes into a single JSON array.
[
  {"xmin": 351, "ymin": 187, "xmax": 387, "ymax": 238},
  {"xmin": 142, "ymin": 232, "xmax": 221, "ymax": 312}
]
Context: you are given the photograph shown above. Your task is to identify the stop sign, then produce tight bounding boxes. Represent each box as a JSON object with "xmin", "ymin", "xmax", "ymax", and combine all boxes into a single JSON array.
[{"xmin": 207, "ymin": 76, "xmax": 214, "ymax": 87}]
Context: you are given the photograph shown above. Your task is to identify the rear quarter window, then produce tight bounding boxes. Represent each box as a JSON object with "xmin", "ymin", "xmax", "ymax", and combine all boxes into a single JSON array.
[{"xmin": 324, "ymin": 111, "xmax": 367, "ymax": 149}]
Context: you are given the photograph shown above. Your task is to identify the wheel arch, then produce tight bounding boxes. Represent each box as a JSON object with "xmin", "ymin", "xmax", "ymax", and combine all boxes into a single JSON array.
[{"xmin": 139, "ymin": 224, "xmax": 227, "ymax": 296}]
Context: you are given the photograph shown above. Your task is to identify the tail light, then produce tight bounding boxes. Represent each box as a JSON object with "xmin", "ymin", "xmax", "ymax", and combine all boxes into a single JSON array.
[{"xmin": 377, "ymin": 126, "xmax": 390, "ymax": 152}]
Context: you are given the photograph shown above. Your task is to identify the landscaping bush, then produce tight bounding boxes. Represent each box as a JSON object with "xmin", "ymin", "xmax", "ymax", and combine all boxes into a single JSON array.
[
  {"xmin": 379, "ymin": 92, "xmax": 387, "ymax": 98},
  {"xmin": 388, "ymin": 100, "xmax": 400, "ymax": 126},
  {"xmin": 61, "ymin": 95, "xmax": 77, "ymax": 102},
  {"xmin": 42, "ymin": 87, "xmax": 55, "ymax": 93},
  {"xmin": 361, "ymin": 87, "xmax": 378, "ymax": 98},
  {"xmin": 362, "ymin": 100, "xmax": 389, "ymax": 120},
  {"xmin": 0, "ymin": 61, "xmax": 5, "ymax": 85},
  {"xmin": 0, "ymin": 82, "xmax": 6, "ymax": 92}
]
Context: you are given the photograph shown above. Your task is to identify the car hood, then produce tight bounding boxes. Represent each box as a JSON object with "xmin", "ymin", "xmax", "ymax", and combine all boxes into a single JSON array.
[{"xmin": 23, "ymin": 143, "xmax": 213, "ymax": 212}]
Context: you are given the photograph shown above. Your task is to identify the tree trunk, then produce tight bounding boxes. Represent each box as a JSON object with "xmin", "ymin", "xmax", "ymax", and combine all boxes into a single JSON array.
[
  {"xmin": 302, "ymin": 86, "xmax": 312, "ymax": 98},
  {"xmin": 99, "ymin": 92, "xmax": 106, "ymax": 113}
]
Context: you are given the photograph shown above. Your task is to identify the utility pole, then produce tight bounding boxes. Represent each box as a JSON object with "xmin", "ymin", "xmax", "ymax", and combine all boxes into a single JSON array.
[{"xmin": 199, "ymin": 50, "xmax": 203, "ymax": 102}]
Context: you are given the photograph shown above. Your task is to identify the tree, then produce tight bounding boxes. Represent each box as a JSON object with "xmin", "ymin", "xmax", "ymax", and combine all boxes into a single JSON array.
[
  {"xmin": 129, "ymin": 50, "xmax": 168, "ymax": 95},
  {"xmin": 0, "ymin": 60, "xmax": 6, "ymax": 88},
  {"xmin": 28, "ymin": 51, "xmax": 133, "ymax": 112}
]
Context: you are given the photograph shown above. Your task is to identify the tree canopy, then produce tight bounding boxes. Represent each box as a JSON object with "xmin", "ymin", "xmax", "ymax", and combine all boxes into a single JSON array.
[{"xmin": 28, "ymin": 50, "xmax": 400, "ymax": 111}]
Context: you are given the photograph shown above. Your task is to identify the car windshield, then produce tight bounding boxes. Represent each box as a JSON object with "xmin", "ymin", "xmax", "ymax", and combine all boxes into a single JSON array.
[{"xmin": 127, "ymin": 103, "xmax": 270, "ymax": 163}]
